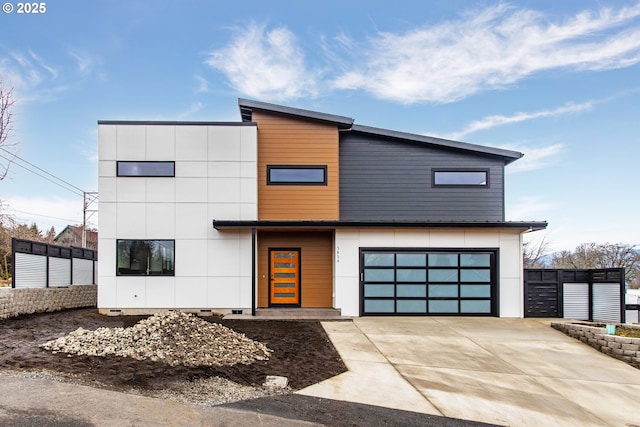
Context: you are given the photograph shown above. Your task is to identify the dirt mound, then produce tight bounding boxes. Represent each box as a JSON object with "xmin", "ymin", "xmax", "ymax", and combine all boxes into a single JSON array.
[
  {"xmin": 40, "ymin": 312, "xmax": 272, "ymax": 367},
  {"xmin": 0, "ymin": 308, "xmax": 347, "ymax": 397}
]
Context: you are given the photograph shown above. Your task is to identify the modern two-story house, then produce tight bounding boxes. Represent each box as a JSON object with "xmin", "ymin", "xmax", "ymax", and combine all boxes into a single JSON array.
[{"xmin": 97, "ymin": 99, "xmax": 546, "ymax": 317}]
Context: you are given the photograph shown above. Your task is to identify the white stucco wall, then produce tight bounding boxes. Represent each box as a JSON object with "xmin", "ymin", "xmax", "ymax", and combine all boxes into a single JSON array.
[
  {"xmin": 334, "ymin": 228, "xmax": 524, "ymax": 317},
  {"xmin": 98, "ymin": 123, "xmax": 257, "ymax": 313}
]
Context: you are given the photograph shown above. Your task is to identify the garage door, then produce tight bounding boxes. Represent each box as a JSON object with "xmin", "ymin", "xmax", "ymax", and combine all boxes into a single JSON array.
[{"xmin": 360, "ymin": 249, "xmax": 498, "ymax": 316}]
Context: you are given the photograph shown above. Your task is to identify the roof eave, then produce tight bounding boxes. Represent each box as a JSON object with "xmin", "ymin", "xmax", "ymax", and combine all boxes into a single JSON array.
[
  {"xmin": 213, "ymin": 219, "xmax": 547, "ymax": 231},
  {"xmin": 350, "ymin": 124, "xmax": 523, "ymax": 164},
  {"xmin": 238, "ymin": 98, "xmax": 354, "ymax": 128}
]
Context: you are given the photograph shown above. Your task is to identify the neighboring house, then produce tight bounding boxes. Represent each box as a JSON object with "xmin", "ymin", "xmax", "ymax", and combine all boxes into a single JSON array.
[
  {"xmin": 97, "ymin": 99, "xmax": 546, "ymax": 317},
  {"xmin": 54, "ymin": 225, "xmax": 98, "ymax": 250}
]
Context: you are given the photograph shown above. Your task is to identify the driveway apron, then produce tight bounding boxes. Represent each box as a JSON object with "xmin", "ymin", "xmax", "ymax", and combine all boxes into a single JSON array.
[{"xmin": 299, "ymin": 317, "xmax": 640, "ymax": 427}]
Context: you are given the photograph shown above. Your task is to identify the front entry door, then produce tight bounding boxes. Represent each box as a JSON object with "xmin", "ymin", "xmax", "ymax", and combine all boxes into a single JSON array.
[{"xmin": 269, "ymin": 249, "xmax": 300, "ymax": 306}]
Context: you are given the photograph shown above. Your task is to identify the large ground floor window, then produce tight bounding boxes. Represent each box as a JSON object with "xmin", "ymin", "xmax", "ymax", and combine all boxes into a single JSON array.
[
  {"xmin": 360, "ymin": 248, "xmax": 498, "ymax": 316},
  {"xmin": 117, "ymin": 240, "xmax": 175, "ymax": 276}
]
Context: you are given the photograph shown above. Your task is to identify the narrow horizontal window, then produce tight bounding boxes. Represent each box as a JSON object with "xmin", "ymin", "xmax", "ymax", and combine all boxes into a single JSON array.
[
  {"xmin": 267, "ymin": 165, "xmax": 327, "ymax": 185},
  {"xmin": 117, "ymin": 161, "xmax": 175, "ymax": 177},
  {"xmin": 433, "ymin": 170, "xmax": 488, "ymax": 186},
  {"xmin": 117, "ymin": 240, "xmax": 175, "ymax": 276}
]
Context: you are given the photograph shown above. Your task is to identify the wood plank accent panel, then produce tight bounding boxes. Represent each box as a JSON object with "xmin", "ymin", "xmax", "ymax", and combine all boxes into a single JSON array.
[
  {"xmin": 258, "ymin": 231, "xmax": 333, "ymax": 308},
  {"xmin": 254, "ymin": 111, "xmax": 339, "ymax": 220}
]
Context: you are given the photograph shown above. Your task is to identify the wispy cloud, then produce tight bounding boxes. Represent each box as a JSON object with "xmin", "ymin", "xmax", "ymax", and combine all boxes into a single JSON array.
[
  {"xmin": 177, "ymin": 102, "xmax": 204, "ymax": 120},
  {"xmin": 0, "ymin": 48, "xmax": 99, "ymax": 104},
  {"xmin": 28, "ymin": 49, "xmax": 58, "ymax": 79},
  {"xmin": 447, "ymin": 101, "xmax": 594, "ymax": 139},
  {"xmin": 507, "ymin": 196, "xmax": 554, "ymax": 221},
  {"xmin": 68, "ymin": 50, "xmax": 96, "ymax": 76},
  {"xmin": 205, "ymin": 22, "xmax": 319, "ymax": 101},
  {"xmin": 332, "ymin": 3, "xmax": 640, "ymax": 103},
  {"xmin": 194, "ymin": 75, "xmax": 210, "ymax": 93},
  {"xmin": 504, "ymin": 143, "xmax": 565, "ymax": 174}
]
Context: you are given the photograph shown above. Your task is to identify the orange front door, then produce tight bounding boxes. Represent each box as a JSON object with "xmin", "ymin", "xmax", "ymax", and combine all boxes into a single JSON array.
[{"xmin": 269, "ymin": 249, "xmax": 300, "ymax": 306}]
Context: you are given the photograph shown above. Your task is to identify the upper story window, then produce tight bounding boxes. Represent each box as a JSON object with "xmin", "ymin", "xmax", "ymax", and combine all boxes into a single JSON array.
[
  {"xmin": 267, "ymin": 165, "xmax": 327, "ymax": 185},
  {"xmin": 433, "ymin": 169, "xmax": 488, "ymax": 187},
  {"xmin": 117, "ymin": 161, "xmax": 175, "ymax": 177}
]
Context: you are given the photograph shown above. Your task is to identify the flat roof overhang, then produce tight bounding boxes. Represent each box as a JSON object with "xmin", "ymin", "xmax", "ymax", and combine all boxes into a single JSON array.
[{"xmin": 213, "ymin": 220, "xmax": 548, "ymax": 232}]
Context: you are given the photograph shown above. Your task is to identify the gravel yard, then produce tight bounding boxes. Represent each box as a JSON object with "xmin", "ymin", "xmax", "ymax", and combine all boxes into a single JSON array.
[{"xmin": 0, "ymin": 308, "xmax": 347, "ymax": 406}]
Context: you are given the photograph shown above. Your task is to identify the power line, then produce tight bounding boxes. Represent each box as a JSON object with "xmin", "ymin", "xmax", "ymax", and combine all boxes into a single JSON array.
[
  {"xmin": 0, "ymin": 147, "xmax": 94, "ymax": 196},
  {"xmin": 0, "ymin": 149, "xmax": 99, "ymax": 205},
  {"xmin": 11, "ymin": 209, "xmax": 81, "ymax": 223},
  {"xmin": 0, "ymin": 153, "xmax": 85, "ymax": 197},
  {"xmin": 0, "ymin": 149, "xmax": 99, "ymax": 248}
]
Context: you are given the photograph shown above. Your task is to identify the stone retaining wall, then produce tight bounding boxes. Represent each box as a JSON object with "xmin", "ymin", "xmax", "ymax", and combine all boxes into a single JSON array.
[
  {"xmin": 551, "ymin": 322, "xmax": 640, "ymax": 369},
  {"xmin": 0, "ymin": 285, "xmax": 97, "ymax": 320}
]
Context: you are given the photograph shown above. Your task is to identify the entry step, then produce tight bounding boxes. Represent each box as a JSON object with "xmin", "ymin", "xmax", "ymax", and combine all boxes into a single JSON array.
[{"xmin": 226, "ymin": 308, "xmax": 346, "ymax": 320}]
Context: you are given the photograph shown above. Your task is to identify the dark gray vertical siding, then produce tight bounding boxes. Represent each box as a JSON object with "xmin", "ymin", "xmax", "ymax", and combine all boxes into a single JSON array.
[{"xmin": 339, "ymin": 133, "xmax": 505, "ymax": 221}]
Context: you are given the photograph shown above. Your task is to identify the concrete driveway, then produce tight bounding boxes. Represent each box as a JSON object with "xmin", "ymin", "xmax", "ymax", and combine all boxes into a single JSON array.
[{"xmin": 299, "ymin": 317, "xmax": 640, "ymax": 427}]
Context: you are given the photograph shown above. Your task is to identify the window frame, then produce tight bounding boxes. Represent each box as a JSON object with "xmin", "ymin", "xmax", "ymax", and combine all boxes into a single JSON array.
[
  {"xmin": 432, "ymin": 168, "xmax": 489, "ymax": 188},
  {"xmin": 116, "ymin": 239, "xmax": 175, "ymax": 277},
  {"xmin": 116, "ymin": 161, "xmax": 175, "ymax": 177},
  {"xmin": 266, "ymin": 165, "xmax": 328, "ymax": 186}
]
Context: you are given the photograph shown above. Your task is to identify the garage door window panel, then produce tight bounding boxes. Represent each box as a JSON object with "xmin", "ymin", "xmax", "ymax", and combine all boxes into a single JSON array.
[
  {"xmin": 461, "ymin": 253, "xmax": 490, "ymax": 267},
  {"xmin": 460, "ymin": 269, "xmax": 491, "ymax": 282},
  {"xmin": 365, "ymin": 299, "xmax": 395, "ymax": 313},
  {"xmin": 429, "ymin": 253, "xmax": 458, "ymax": 266},
  {"xmin": 397, "ymin": 269, "xmax": 426, "ymax": 282},
  {"xmin": 429, "ymin": 284, "xmax": 459, "ymax": 297},
  {"xmin": 364, "ymin": 269, "xmax": 394, "ymax": 282},
  {"xmin": 397, "ymin": 284, "xmax": 426, "ymax": 297},
  {"xmin": 461, "ymin": 300, "xmax": 491, "ymax": 313},
  {"xmin": 429, "ymin": 300, "xmax": 459, "ymax": 313},
  {"xmin": 397, "ymin": 300, "xmax": 427, "ymax": 313},
  {"xmin": 396, "ymin": 254, "xmax": 426, "ymax": 267},
  {"xmin": 428, "ymin": 269, "xmax": 458, "ymax": 282},
  {"xmin": 460, "ymin": 285, "xmax": 491, "ymax": 298},
  {"xmin": 364, "ymin": 253, "xmax": 395, "ymax": 266},
  {"xmin": 365, "ymin": 284, "xmax": 395, "ymax": 297}
]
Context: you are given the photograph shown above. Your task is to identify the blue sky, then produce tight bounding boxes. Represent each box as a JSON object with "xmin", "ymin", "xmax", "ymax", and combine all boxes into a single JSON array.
[{"xmin": 1, "ymin": 0, "xmax": 639, "ymax": 251}]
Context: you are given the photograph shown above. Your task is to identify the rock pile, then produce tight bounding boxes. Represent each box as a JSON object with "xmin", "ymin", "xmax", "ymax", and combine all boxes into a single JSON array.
[{"xmin": 40, "ymin": 312, "xmax": 272, "ymax": 367}]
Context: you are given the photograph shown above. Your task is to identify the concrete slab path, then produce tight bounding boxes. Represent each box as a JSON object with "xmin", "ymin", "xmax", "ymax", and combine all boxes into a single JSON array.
[{"xmin": 299, "ymin": 317, "xmax": 640, "ymax": 427}]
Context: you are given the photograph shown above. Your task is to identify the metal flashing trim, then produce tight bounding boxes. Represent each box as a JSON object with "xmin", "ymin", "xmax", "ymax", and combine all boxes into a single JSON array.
[
  {"xmin": 238, "ymin": 98, "xmax": 354, "ymax": 128},
  {"xmin": 350, "ymin": 124, "xmax": 523, "ymax": 164},
  {"xmin": 237, "ymin": 98, "xmax": 520, "ymax": 163},
  {"xmin": 213, "ymin": 219, "xmax": 548, "ymax": 231},
  {"xmin": 97, "ymin": 120, "xmax": 256, "ymax": 126}
]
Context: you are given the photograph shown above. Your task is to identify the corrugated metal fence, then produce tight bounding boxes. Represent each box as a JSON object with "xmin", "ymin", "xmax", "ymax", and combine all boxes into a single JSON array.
[
  {"xmin": 12, "ymin": 238, "xmax": 97, "ymax": 288},
  {"xmin": 524, "ymin": 268, "xmax": 625, "ymax": 322}
]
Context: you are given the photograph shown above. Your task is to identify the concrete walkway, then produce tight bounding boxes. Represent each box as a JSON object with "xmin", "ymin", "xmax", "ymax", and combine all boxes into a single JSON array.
[{"xmin": 299, "ymin": 317, "xmax": 640, "ymax": 427}]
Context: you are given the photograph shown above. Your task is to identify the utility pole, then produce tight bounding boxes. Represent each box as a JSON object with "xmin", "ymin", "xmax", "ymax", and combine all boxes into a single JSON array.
[{"xmin": 83, "ymin": 192, "xmax": 98, "ymax": 248}]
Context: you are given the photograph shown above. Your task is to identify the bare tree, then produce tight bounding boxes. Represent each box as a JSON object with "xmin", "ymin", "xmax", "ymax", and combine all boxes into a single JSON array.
[
  {"xmin": 523, "ymin": 234, "xmax": 550, "ymax": 268},
  {"xmin": 0, "ymin": 201, "xmax": 15, "ymax": 280},
  {"xmin": 551, "ymin": 242, "xmax": 640, "ymax": 285},
  {"xmin": 0, "ymin": 78, "xmax": 16, "ymax": 179}
]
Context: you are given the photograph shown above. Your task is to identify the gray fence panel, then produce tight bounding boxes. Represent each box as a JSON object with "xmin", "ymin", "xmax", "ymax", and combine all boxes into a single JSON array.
[
  {"xmin": 72, "ymin": 258, "xmax": 94, "ymax": 285},
  {"xmin": 525, "ymin": 268, "xmax": 624, "ymax": 322},
  {"xmin": 14, "ymin": 253, "xmax": 47, "ymax": 288},
  {"xmin": 592, "ymin": 283, "xmax": 621, "ymax": 323},
  {"xmin": 49, "ymin": 257, "xmax": 71, "ymax": 287},
  {"xmin": 562, "ymin": 283, "xmax": 589, "ymax": 320}
]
